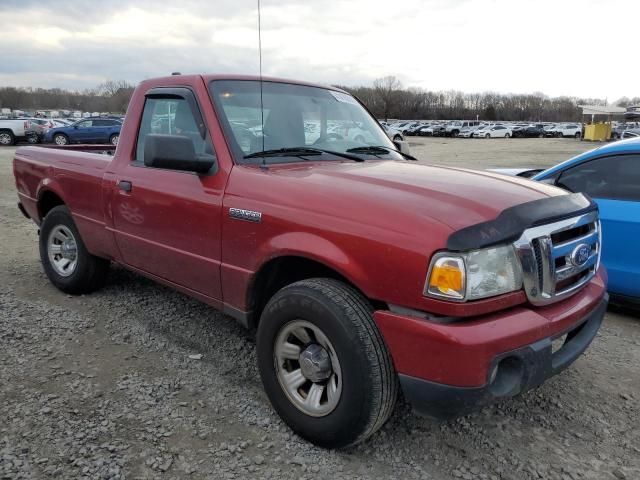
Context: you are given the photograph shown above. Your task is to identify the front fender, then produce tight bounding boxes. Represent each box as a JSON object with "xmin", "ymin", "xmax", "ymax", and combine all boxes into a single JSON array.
[{"xmin": 260, "ymin": 231, "xmax": 369, "ymax": 290}]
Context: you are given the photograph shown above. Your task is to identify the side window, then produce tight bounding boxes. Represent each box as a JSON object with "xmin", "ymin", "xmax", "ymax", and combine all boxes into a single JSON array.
[
  {"xmin": 135, "ymin": 95, "xmax": 215, "ymax": 165},
  {"xmin": 77, "ymin": 120, "xmax": 92, "ymax": 128},
  {"xmin": 93, "ymin": 120, "xmax": 108, "ymax": 127},
  {"xmin": 557, "ymin": 155, "xmax": 640, "ymax": 201}
]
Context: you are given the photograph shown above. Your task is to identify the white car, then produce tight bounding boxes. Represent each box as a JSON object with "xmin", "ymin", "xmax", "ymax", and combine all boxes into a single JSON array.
[
  {"xmin": 382, "ymin": 125, "xmax": 404, "ymax": 142},
  {"xmin": 476, "ymin": 125, "xmax": 512, "ymax": 138},
  {"xmin": 552, "ymin": 123, "xmax": 582, "ymax": 138},
  {"xmin": 445, "ymin": 120, "xmax": 481, "ymax": 137},
  {"xmin": 459, "ymin": 125, "xmax": 486, "ymax": 138}
]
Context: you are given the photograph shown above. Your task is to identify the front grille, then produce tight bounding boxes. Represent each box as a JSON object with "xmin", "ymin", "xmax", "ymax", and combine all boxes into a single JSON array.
[{"xmin": 513, "ymin": 211, "xmax": 601, "ymax": 306}]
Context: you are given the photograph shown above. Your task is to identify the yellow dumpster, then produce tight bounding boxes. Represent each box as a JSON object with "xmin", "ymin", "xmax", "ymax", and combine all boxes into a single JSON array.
[{"xmin": 584, "ymin": 123, "xmax": 611, "ymax": 141}]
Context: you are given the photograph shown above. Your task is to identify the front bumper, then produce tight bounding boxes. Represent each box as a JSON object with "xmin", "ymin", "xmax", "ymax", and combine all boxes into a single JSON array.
[
  {"xmin": 374, "ymin": 270, "xmax": 608, "ymax": 419},
  {"xmin": 398, "ymin": 295, "xmax": 607, "ymax": 419}
]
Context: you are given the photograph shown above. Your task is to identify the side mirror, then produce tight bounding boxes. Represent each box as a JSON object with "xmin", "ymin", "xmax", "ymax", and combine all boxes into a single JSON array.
[
  {"xmin": 393, "ymin": 140, "xmax": 411, "ymax": 156},
  {"xmin": 144, "ymin": 134, "xmax": 215, "ymax": 174}
]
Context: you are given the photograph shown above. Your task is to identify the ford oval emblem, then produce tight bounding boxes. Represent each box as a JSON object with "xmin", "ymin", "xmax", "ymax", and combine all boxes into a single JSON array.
[{"xmin": 571, "ymin": 243, "xmax": 591, "ymax": 267}]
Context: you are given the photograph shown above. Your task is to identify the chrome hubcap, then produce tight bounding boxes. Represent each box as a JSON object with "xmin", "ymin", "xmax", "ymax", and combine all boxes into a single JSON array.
[
  {"xmin": 0, "ymin": 133, "xmax": 11, "ymax": 145},
  {"xmin": 274, "ymin": 320, "xmax": 342, "ymax": 417},
  {"xmin": 55, "ymin": 136, "xmax": 67, "ymax": 145},
  {"xmin": 47, "ymin": 225, "xmax": 78, "ymax": 276},
  {"xmin": 111, "ymin": 135, "xmax": 119, "ymax": 145}
]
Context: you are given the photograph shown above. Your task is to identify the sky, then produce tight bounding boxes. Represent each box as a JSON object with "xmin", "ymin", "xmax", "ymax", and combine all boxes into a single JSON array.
[{"xmin": 0, "ymin": 0, "xmax": 637, "ymax": 100}]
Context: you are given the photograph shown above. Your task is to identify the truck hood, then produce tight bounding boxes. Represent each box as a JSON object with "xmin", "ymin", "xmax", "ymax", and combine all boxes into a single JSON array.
[{"xmin": 262, "ymin": 160, "xmax": 566, "ymax": 234}]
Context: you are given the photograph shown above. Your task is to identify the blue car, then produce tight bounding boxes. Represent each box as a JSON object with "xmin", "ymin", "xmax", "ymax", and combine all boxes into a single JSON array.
[
  {"xmin": 44, "ymin": 117, "xmax": 122, "ymax": 146},
  {"xmin": 528, "ymin": 138, "xmax": 640, "ymax": 305}
]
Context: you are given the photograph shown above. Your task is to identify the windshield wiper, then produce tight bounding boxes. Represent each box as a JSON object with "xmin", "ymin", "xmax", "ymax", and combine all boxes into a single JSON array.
[
  {"xmin": 244, "ymin": 147, "xmax": 364, "ymax": 162},
  {"xmin": 346, "ymin": 145, "xmax": 416, "ymax": 161}
]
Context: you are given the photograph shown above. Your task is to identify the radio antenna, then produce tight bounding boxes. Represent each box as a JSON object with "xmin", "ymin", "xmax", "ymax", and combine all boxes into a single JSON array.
[{"xmin": 258, "ymin": 0, "xmax": 266, "ymax": 169}]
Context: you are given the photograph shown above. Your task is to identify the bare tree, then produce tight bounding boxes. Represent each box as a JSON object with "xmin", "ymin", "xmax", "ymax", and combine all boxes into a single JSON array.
[{"xmin": 373, "ymin": 76, "xmax": 402, "ymax": 121}]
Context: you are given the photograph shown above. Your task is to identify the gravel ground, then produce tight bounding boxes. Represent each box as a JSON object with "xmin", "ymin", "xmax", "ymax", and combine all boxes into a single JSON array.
[{"xmin": 1, "ymin": 140, "xmax": 639, "ymax": 480}]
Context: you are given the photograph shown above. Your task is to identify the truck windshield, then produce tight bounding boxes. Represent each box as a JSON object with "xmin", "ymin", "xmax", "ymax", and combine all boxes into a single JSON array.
[{"xmin": 209, "ymin": 80, "xmax": 402, "ymax": 164}]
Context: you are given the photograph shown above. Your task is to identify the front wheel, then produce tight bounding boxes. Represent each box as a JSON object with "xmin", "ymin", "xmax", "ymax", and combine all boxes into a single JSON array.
[
  {"xmin": 257, "ymin": 278, "xmax": 398, "ymax": 448},
  {"xmin": 505, "ymin": 133, "xmax": 510, "ymax": 138},
  {"xmin": 575, "ymin": 132, "xmax": 581, "ymax": 139},
  {"xmin": 485, "ymin": 133, "xmax": 490, "ymax": 138},
  {"xmin": 54, "ymin": 134, "xmax": 69, "ymax": 145},
  {"xmin": 393, "ymin": 135, "xmax": 402, "ymax": 142},
  {"xmin": 109, "ymin": 134, "xmax": 119, "ymax": 146},
  {"xmin": 0, "ymin": 130, "xmax": 15, "ymax": 146},
  {"xmin": 39, "ymin": 205, "xmax": 109, "ymax": 294}
]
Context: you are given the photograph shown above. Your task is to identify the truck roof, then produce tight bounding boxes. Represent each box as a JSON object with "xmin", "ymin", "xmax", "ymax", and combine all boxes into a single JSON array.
[{"xmin": 139, "ymin": 74, "xmax": 349, "ymax": 95}]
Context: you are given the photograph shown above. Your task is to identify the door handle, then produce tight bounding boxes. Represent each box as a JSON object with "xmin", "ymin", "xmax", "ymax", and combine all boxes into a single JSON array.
[{"xmin": 118, "ymin": 180, "xmax": 132, "ymax": 192}]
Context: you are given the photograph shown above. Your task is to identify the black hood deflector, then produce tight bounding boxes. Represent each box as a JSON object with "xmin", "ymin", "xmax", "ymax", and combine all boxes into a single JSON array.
[{"xmin": 446, "ymin": 193, "xmax": 598, "ymax": 252}]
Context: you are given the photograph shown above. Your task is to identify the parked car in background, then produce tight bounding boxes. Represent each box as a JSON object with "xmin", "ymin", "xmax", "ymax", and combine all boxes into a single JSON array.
[
  {"xmin": 0, "ymin": 119, "xmax": 37, "ymax": 146},
  {"xmin": 382, "ymin": 124, "xmax": 404, "ymax": 142},
  {"xmin": 44, "ymin": 118, "xmax": 122, "ymax": 145},
  {"xmin": 477, "ymin": 125, "xmax": 512, "ymax": 138},
  {"xmin": 621, "ymin": 129, "xmax": 640, "ymax": 139},
  {"xmin": 611, "ymin": 123, "xmax": 640, "ymax": 140},
  {"xmin": 457, "ymin": 125, "xmax": 484, "ymax": 138},
  {"xmin": 445, "ymin": 120, "xmax": 480, "ymax": 137},
  {"xmin": 513, "ymin": 124, "xmax": 546, "ymax": 138},
  {"xmin": 405, "ymin": 123, "xmax": 427, "ymax": 136},
  {"xmin": 551, "ymin": 124, "xmax": 581, "ymax": 138}
]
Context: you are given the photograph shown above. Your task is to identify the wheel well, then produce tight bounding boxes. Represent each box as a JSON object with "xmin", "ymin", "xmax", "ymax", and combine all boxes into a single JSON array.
[
  {"xmin": 38, "ymin": 191, "xmax": 64, "ymax": 220},
  {"xmin": 248, "ymin": 256, "xmax": 385, "ymax": 328}
]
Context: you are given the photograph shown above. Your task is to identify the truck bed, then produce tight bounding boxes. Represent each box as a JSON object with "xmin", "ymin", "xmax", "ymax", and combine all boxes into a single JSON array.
[{"xmin": 14, "ymin": 144, "xmax": 116, "ymax": 258}]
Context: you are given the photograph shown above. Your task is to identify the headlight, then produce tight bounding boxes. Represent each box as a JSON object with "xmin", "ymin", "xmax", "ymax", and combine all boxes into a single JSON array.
[{"xmin": 425, "ymin": 245, "xmax": 522, "ymax": 301}]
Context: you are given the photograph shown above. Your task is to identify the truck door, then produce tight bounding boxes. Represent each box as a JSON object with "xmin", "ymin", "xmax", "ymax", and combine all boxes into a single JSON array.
[{"xmin": 109, "ymin": 87, "xmax": 224, "ymax": 300}]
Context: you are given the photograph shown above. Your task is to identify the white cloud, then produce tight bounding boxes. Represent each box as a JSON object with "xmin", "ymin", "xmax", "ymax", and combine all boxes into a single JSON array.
[{"xmin": 0, "ymin": 0, "xmax": 637, "ymax": 100}]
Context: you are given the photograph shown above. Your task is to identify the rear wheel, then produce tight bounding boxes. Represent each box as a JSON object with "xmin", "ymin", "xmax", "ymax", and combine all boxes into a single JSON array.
[
  {"xmin": 109, "ymin": 134, "xmax": 119, "ymax": 146},
  {"xmin": 556, "ymin": 132, "xmax": 563, "ymax": 138},
  {"xmin": 485, "ymin": 133, "xmax": 490, "ymax": 138},
  {"xmin": 575, "ymin": 132, "xmax": 581, "ymax": 139},
  {"xmin": 39, "ymin": 205, "xmax": 109, "ymax": 294},
  {"xmin": 257, "ymin": 278, "xmax": 398, "ymax": 448},
  {"xmin": 0, "ymin": 130, "xmax": 15, "ymax": 146},
  {"xmin": 54, "ymin": 133, "xmax": 69, "ymax": 145},
  {"xmin": 393, "ymin": 135, "xmax": 402, "ymax": 142},
  {"xmin": 505, "ymin": 133, "xmax": 510, "ymax": 138}
]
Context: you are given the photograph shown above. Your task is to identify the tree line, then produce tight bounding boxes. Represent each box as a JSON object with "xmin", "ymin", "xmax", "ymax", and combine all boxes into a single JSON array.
[
  {"xmin": 0, "ymin": 80, "xmax": 134, "ymax": 114},
  {"xmin": 1, "ymin": 76, "xmax": 638, "ymax": 122},
  {"xmin": 337, "ymin": 76, "xmax": 640, "ymax": 122}
]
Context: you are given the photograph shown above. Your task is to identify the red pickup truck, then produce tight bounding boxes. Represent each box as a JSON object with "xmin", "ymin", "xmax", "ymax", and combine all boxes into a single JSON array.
[{"xmin": 13, "ymin": 74, "xmax": 608, "ymax": 448}]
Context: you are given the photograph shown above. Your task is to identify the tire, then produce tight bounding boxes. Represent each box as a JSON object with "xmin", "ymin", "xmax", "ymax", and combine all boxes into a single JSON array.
[
  {"xmin": 26, "ymin": 134, "xmax": 39, "ymax": 144},
  {"xmin": 393, "ymin": 135, "xmax": 402, "ymax": 142},
  {"xmin": 451, "ymin": 130, "xmax": 459, "ymax": 137},
  {"xmin": 0, "ymin": 130, "xmax": 15, "ymax": 146},
  {"xmin": 575, "ymin": 132, "xmax": 581, "ymax": 139},
  {"xmin": 505, "ymin": 133, "xmax": 510, "ymax": 138},
  {"xmin": 485, "ymin": 133, "xmax": 490, "ymax": 138},
  {"xmin": 556, "ymin": 132, "xmax": 563, "ymax": 138},
  {"xmin": 54, "ymin": 133, "xmax": 69, "ymax": 145},
  {"xmin": 39, "ymin": 205, "xmax": 109, "ymax": 294},
  {"xmin": 256, "ymin": 278, "xmax": 398, "ymax": 449},
  {"xmin": 538, "ymin": 133, "xmax": 544, "ymax": 138},
  {"xmin": 109, "ymin": 134, "xmax": 119, "ymax": 146}
]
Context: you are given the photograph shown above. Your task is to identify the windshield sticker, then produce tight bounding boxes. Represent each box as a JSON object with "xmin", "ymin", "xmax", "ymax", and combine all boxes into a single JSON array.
[{"xmin": 329, "ymin": 91, "xmax": 360, "ymax": 105}]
